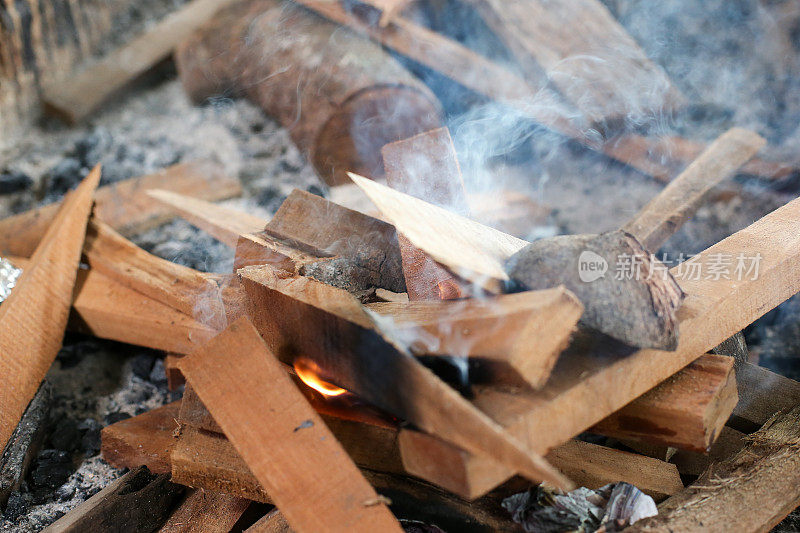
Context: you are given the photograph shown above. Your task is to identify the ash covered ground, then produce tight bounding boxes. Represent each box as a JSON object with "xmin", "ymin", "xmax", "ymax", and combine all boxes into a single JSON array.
[{"xmin": 2, "ymin": 0, "xmax": 800, "ymax": 530}]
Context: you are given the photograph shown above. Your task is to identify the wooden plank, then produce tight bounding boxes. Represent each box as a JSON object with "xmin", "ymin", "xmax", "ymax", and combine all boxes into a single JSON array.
[
  {"xmin": 0, "ymin": 166, "xmax": 100, "ymax": 452},
  {"xmin": 366, "ymin": 288, "xmax": 582, "ymax": 388},
  {"xmin": 41, "ymin": 0, "xmax": 235, "ymax": 123},
  {"xmin": 42, "ymin": 466, "xmax": 184, "ymax": 533},
  {"xmin": 147, "ymin": 189, "xmax": 267, "ymax": 248},
  {"xmin": 101, "ymin": 401, "xmax": 181, "ymax": 475},
  {"xmin": 396, "ymin": 195, "xmax": 800, "ymax": 496},
  {"xmin": 240, "ymin": 266, "xmax": 572, "ymax": 489},
  {"xmin": 729, "ymin": 362, "xmax": 800, "ymax": 433},
  {"xmin": 628, "ymin": 407, "xmax": 800, "ymax": 533},
  {"xmin": 590, "ymin": 353, "xmax": 738, "ymax": 452},
  {"xmin": 83, "ymin": 218, "xmax": 227, "ymax": 329},
  {"xmin": 165, "ymin": 354, "xmax": 187, "ymax": 391},
  {"xmin": 461, "ymin": 0, "xmax": 684, "ymax": 125},
  {"xmin": 247, "ymin": 510, "xmax": 291, "ymax": 533},
  {"xmin": 0, "ymin": 161, "xmax": 240, "ymax": 258},
  {"xmin": 622, "ymin": 128, "xmax": 765, "ymax": 251},
  {"xmin": 382, "ymin": 127, "xmax": 473, "ymax": 300},
  {"xmin": 177, "ymin": 318, "xmax": 403, "ymax": 532},
  {"xmin": 158, "ymin": 489, "xmax": 251, "ymax": 533}
]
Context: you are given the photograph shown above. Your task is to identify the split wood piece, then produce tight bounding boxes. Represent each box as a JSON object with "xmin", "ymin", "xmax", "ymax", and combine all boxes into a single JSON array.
[
  {"xmin": 712, "ymin": 330, "xmax": 750, "ymax": 364},
  {"xmin": 622, "ymin": 128, "xmax": 765, "ymax": 251},
  {"xmin": 70, "ymin": 266, "xmax": 217, "ymax": 354},
  {"xmin": 0, "ymin": 166, "xmax": 100, "ymax": 452},
  {"xmin": 366, "ymin": 288, "xmax": 583, "ymax": 388},
  {"xmin": 178, "ymin": 318, "xmax": 403, "ymax": 532},
  {"xmin": 461, "ymin": 0, "xmax": 684, "ymax": 126},
  {"xmin": 396, "ymin": 195, "xmax": 800, "ymax": 497},
  {"xmin": 176, "ymin": 0, "xmax": 441, "ymax": 186},
  {"xmin": 0, "ymin": 384, "xmax": 50, "ymax": 507},
  {"xmin": 147, "ymin": 189, "xmax": 267, "ymax": 248},
  {"xmin": 233, "ymin": 233, "xmax": 319, "ymax": 274},
  {"xmin": 0, "ymin": 161, "xmax": 240, "ymax": 258},
  {"xmin": 42, "ymin": 466, "xmax": 185, "ymax": 533},
  {"xmin": 590, "ymin": 353, "xmax": 738, "ymax": 452},
  {"xmin": 41, "ymin": 0, "xmax": 236, "ymax": 123},
  {"xmin": 604, "ymin": 133, "xmax": 797, "ymax": 183},
  {"xmin": 165, "ymin": 355, "xmax": 186, "ymax": 391},
  {"xmin": 729, "ymin": 362, "xmax": 800, "ymax": 433},
  {"xmin": 83, "ymin": 218, "xmax": 227, "ymax": 329},
  {"xmin": 240, "ymin": 266, "xmax": 573, "ymax": 489},
  {"xmin": 264, "ymin": 189, "xmax": 406, "ymax": 294},
  {"xmin": 628, "ymin": 407, "xmax": 800, "ymax": 532},
  {"xmin": 158, "ymin": 489, "xmax": 251, "ymax": 533},
  {"xmin": 101, "ymin": 401, "xmax": 182, "ymax": 475},
  {"xmin": 382, "ymin": 127, "xmax": 474, "ymax": 300},
  {"xmin": 247, "ymin": 510, "xmax": 290, "ymax": 533},
  {"xmin": 666, "ymin": 426, "xmax": 747, "ymax": 478}
]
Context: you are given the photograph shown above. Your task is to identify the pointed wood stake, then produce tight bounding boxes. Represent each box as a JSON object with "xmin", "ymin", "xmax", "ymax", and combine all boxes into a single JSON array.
[
  {"xmin": 0, "ymin": 166, "xmax": 100, "ymax": 451},
  {"xmin": 147, "ymin": 189, "xmax": 267, "ymax": 248}
]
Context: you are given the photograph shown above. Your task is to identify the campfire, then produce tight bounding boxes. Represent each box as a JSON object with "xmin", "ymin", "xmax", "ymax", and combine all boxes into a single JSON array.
[{"xmin": 2, "ymin": 0, "xmax": 800, "ymax": 531}]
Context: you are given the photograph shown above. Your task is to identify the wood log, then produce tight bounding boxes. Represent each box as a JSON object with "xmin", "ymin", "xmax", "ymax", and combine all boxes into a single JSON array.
[
  {"xmin": 628, "ymin": 407, "xmax": 800, "ymax": 532},
  {"xmin": 101, "ymin": 401, "xmax": 182, "ymax": 475},
  {"xmin": 395, "ymin": 195, "xmax": 800, "ymax": 497},
  {"xmin": 158, "ymin": 489, "xmax": 251, "ymax": 533},
  {"xmin": 365, "ymin": 288, "xmax": 582, "ymax": 388},
  {"xmin": 0, "ymin": 166, "xmax": 100, "ymax": 452},
  {"xmin": 590, "ymin": 353, "xmax": 738, "ymax": 452},
  {"xmin": 622, "ymin": 128, "xmax": 765, "ymax": 251},
  {"xmin": 147, "ymin": 189, "xmax": 267, "ymax": 248},
  {"xmin": 0, "ymin": 161, "xmax": 240, "ymax": 258},
  {"xmin": 177, "ymin": 318, "xmax": 403, "ymax": 532},
  {"xmin": 461, "ymin": 0, "xmax": 684, "ymax": 126},
  {"xmin": 41, "ymin": 0, "xmax": 236, "ymax": 123},
  {"xmin": 42, "ymin": 466, "xmax": 184, "ymax": 533},
  {"xmin": 83, "ymin": 218, "xmax": 227, "ymax": 329},
  {"xmin": 240, "ymin": 266, "xmax": 573, "ymax": 489},
  {"xmin": 729, "ymin": 362, "xmax": 800, "ymax": 433},
  {"xmin": 382, "ymin": 127, "xmax": 473, "ymax": 300},
  {"xmin": 175, "ymin": 0, "xmax": 442, "ymax": 186}
]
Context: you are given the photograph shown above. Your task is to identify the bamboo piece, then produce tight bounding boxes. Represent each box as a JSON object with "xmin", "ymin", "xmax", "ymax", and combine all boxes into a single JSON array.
[
  {"xmin": 240, "ymin": 266, "xmax": 573, "ymax": 489},
  {"xmin": 101, "ymin": 401, "xmax": 182, "ymax": 475},
  {"xmin": 178, "ymin": 318, "xmax": 403, "ymax": 532},
  {"xmin": 590, "ymin": 353, "xmax": 738, "ymax": 452},
  {"xmin": 158, "ymin": 489, "xmax": 251, "ymax": 533},
  {"xmin": 42, "ymin": 467, "xmax": 184, "ymax": 533},
  {"xmin": 0, "ymin": 161, "xmax": 240, "ymax": 258},
  {"xmin": 629, "ymin": 407, "xmax": 800, "ymax": 532},
  {"xmin": 623, "ymin": 128, "xmax": 765, "ymax": 251},
  {"xmin": 83, "ymin": 218, "xmax": 226, "ymax": 329},
  {"xmin": 366, "ymin": 288, "xmax": 582, "ymax": 388},
  {"xmin": 381, "ymin": 127, "xmax": 473, "ymax": 300},
  {"xmin": 42, "ymin": 0, "xmax": 236, "ymax": 123},
  {"xmin": 175, "ymin": 0, "xmax": 441, "ymax": 186},
  {"xmin": 147, "ymin": 189, "xmax": 267, "ymax": 248},
  {"xmin": 397, "ymin": 195, "xmax": 800, "ymax": 496},
  {"xmin": 0, "ymin": 167, "xmax": 100, "ymax": 452}
]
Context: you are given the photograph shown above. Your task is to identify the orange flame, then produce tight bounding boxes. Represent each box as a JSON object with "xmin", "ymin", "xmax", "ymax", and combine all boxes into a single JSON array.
[{"xmin": 294, "ymin": 357, "xmax": 347, "ymax": 397}]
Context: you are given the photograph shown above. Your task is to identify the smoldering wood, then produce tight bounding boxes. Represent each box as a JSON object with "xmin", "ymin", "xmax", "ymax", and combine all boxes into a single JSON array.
[
  {"xmin": 394, "ymin": 196, "xmax": 800, "ymax": 498},
  {"xmin": 175, "ymin": 0, "xmax": 442, "ymax": 186},
  {"xmin": 177, "ymin": 318, "xmax": 404, "ymax": 532},
  {"xmin": 712, "ymin": 331, "xmax": 750, "ymax": 365},
  {"xmin": 0, "ymin": 167, "xmax": 100, "ymax": 453},
  {"xmin": 41, "ymin": 0, "xmax": 236, "ymax": 124},
  {"xmin": 0, "ymin": 161, "xmax": 239, "ymax": 258},
  {"xmin": 628, "ymin": 407, "xmax": 800, "ymax": 532},
  {"xmin": 382, "ymin": 127, "xmax": 474, "ymax": 301},
  {"xmin": 0, "ymin": 383, "xmax": 49, "ymax": 508},
  {"xmin": 42, "ymin": 466, "xmax": 185, "ymax": 533},
  {"xmin": 239, "ymin": 265, "xmax": 573, "ymax": 489},
  {"xmin": 506, "ymin": 230, "xmax": 684, "ymax": 350}
]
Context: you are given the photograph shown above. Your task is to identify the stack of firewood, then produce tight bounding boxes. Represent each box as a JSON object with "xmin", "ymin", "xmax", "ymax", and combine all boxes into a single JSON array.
[{"xmin": 3, "ymin": 0, "xmax": 800, "ymax": 531}]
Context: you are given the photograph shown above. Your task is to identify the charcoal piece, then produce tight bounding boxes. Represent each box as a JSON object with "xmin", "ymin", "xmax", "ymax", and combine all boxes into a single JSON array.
[
  {"xmin": 3, "ymin": 491, "xmax": 27, "ymax": 521},
  {"xmin": 0, "ymin": 171, "xmax": 32, "ymax": 194},
  {"xmin": 77, "ymin": 419, "xmax": 102, "ymax": 457},
  {"xmin": 129, "ymin": 353, "xmax": 156, "ymax": 380},
  {"xmin": 45, "ymin": 158, "xmax": 83, "ymax": 199},
  {"xmin": 49, "ymin": 418, "xmax": 81, "ymax": 452},
  {"xmin": 148, "ymin": 359, "xmax": 168, "ymax": 388},
  {"xmin": 104, "ymin": 412, "xmax": 132, "ymax": 426},
  {"xmin": 29, "ymin": 450, "xmax": 73, "ymax": 490}
]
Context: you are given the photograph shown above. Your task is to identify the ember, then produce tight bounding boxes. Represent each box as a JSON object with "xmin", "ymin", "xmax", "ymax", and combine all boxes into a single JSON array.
[{"xmin": 294, "ymin": 357, "xmax": 348, "ymax": 397}]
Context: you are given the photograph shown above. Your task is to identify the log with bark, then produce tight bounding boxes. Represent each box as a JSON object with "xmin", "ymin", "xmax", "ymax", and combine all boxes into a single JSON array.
[{"xmin": 175, "ymin": 0, "xmax": 442, "ymax": 186}]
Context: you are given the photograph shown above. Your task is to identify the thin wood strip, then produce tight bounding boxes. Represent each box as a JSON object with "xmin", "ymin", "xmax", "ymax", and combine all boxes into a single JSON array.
[
  {"xmin": 178, "ymin": 318, "xmax": 403, "ymax": 532},
  {"xmin": 0, "ymin": 166, "xmax": 100, "ymax": 451},
  {"xmin": 158, "ymin": 489, "xmax": 251, "ymax": 533}
]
